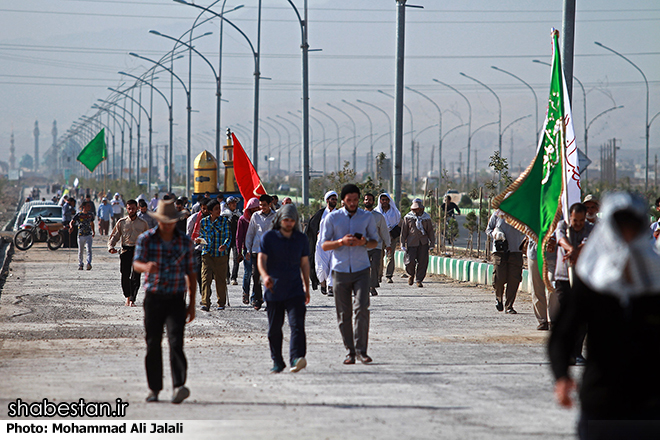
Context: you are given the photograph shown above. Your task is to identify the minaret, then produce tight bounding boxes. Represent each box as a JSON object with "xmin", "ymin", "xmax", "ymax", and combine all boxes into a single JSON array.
[
  {"xmin": 9, "ymin": 130, "xmax": 15, "ymax": 170},
  {"xmin": 52, "ymin": 120, "xmax": 58, "ymax": 171},
  {"xmin": 33, "ymin": 120, "xmax": 40, "ymax": 171},
  {"xmin": 51, "ymin": 120, "xmax": 57, "ymax": 149}
]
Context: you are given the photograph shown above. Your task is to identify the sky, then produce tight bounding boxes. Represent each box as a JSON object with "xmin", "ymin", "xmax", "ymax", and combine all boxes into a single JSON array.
[{"xmin": 0, "ymin": 0, "xmax": 658, "ymax": 182}]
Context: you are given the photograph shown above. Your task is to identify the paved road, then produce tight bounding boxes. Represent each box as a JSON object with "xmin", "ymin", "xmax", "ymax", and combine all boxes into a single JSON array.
[{"xmin": 0, "ymin": 233, "xmax": 578, "ymax": 439}]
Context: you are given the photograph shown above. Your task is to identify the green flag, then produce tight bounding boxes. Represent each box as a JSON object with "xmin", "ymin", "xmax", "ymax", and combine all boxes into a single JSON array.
[
  {"xmin": 77, "ymin": 128, "xmax": 107, "ymax": 172},
  {"xmin": 492, "ymin": 30, "xmax": 581, "ymax": 288}
]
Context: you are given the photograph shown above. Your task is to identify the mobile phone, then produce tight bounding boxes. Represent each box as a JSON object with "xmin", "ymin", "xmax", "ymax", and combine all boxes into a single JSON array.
[{"xmin": 354, "ymin": 233, "xmax": 363, "ymax": 240}]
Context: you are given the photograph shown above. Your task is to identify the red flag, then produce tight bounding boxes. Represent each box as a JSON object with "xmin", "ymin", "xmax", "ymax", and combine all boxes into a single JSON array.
[{"xmin": 231, "ymin": 132, "xmax": 267, "ymax": 201}]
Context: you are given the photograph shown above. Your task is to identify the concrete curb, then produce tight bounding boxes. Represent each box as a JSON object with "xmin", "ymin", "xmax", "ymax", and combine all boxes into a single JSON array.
[{"xmin": 394, "ymin": 250, "xmax": 533, "ymax": 293}]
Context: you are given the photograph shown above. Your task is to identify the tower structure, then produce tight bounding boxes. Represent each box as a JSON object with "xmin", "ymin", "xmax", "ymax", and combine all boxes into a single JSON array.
[{"xmin": 33, "ymin": 120, "xmax": 40, "ymax": 171}]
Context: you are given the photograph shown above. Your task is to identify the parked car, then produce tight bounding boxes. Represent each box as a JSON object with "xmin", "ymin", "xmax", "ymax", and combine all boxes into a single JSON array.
[
  {"xmin": 24, "ymin": 205, "xmax": 63, "ymax": 227},
  {"xmin": 14, "ymin": 200, "xmax": 56, "ymax": 231}
]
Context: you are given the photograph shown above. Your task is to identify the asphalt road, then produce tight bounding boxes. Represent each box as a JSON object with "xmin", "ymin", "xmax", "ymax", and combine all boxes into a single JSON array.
[{"xmin": 0, "ymin": 230, "xmax": 579, "ymax": 439}]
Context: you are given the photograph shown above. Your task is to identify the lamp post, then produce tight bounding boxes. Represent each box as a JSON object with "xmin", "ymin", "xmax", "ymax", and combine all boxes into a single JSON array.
[
  {"xmin": 260, "ymin": 118, "xmax": 281, "ymax": 179},
  {"xmin": 378, "ymin": 89, "xmax": 416, "ymax": 193},
  {"xmin": 130, "ymin": 52, "xmax": 191, "ymax": 195},
  {"xmin": 342, "ymin": 99, "xmax": 373, "ymax": 175},
  {"xmin": 172, "ymin": 0, "xmax": 245, "ymax": 180},
  {"xmin": 276, "ymin": 115, "xmax": 301, "ymax": 174},
  {"xmin": 97, "ymin": 99, "xmax": 139, "ymax": 183},
  {"xmin": 433, "ymin": 79, "xmax": 472, "ymax": 189},
  {"xmin": 470, "ymin": 121, "xmax": 498, "ymax": 186},
  {"xmin": 356, "ymin": 99, "xmax": 393, "ymax": 163},
  {"xmin": 307, "ymin": 112, "xmax": 326, "ymax": 176},
  {"xmin": 460, "ymin": 72, "xmax": 502, "ymax": 189},
  {"xmin": 595, "ymin": 41, "xmax": 650, "ymax": 190},
  {"xmin": 288, "ymin": 110, "xmax": 312, "ymax": 171},
  {"xmin": 311, "ymin": 107, "xmax": 340, "ymax": 171},
  {"xmin": 177, "ymin": 0, "xmax": 262, "ymax": 176},
  {"xmin": 405, "ymin": 86, "xmax": 442, "ymax": 175},
  {"xmin": 266, "ymin": 117, "xmax": 290, "ymax": 172},
  {"xmin": 285, "ymin": 0, "xmax": 311, "ymax": 205},
  {"xmin": 92, "ymin": 104, "xmax": 132, "ymax": 182},
  {"xmin": 119, "ymin": 71, "xmax": 173, "ymax": 192},
  {"xmin": 491, "ymin": 66, "xmax": 538, "ymax": 140},
  {"xmin": 108, "ymin": 87, "xmax": 152, "ymax": 190},
  {"xmin": 327, "ymin": 103, "xmax": 357, "ymax": 172}
]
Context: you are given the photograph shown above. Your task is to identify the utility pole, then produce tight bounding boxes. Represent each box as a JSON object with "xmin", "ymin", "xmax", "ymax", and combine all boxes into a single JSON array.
[
  {"xmin": 561, "ymin": 0, "xmax": 576, "ymax": 101},
  {"xmin": 393, "ymin": 0, "xmax": 406, "ymax": 207}
]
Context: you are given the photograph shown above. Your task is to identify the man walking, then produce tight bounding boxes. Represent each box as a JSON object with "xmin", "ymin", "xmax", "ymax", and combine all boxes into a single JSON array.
[
  {"xmin": 304, "ymin": 190, "xmax": 337, "ymax": 292},
  {"xmin": 110, "ymin": 193, "xmax": 125, "ymax": 229},
  {"xmin": 148, "ymin": 193, "xmax": 159, "ymax": 211},
  {"xmin": 187, "ymin": 197, "xmax": 209, "ymax": 297},
  {"xmin": 70, "ymin": 201, "xmax": 95, "ymax": 270},
  {"xmin": 374, "ymin": 193, "xmax": 401, "ymax": 284},
  {"xmin": 245, "ymin": 194, "xmax": 276, "ymax": 310},
  {"xmin": 97, "ymin": 198, "xmax": 113, "ymax": 236},
  {"xmin": 62, "ymin": 197, "xmax": 77, "ymax": 248},
  {"xmin": 133, "ymin": 199, "xmax": 195, "ymax": 404},
  {"xmin": 363, "ymin": 192, "xmax": 391, "ymax": 296},
  {"xmin": 137, "ymin": 199, "xmax": 158, "ymax": 229},
  {"xmin": 321, "ymin": 184, "xmax": 378, "ymax": 365},
  {"xmin": 486, "ymin": 210, "xmax": 525, "ymax": 314},
  {"xmin": 237, "ymin": 197, "xmax": 260, "ymax": 305},
  {"xmin": 257, "ymin": 204, "xmax": 310, "ymax": 373},
  {"xmin": 401, "ymin": 198, "xmax": 435, "ymax": 288},
  {"xmin": 222, "ymin": 196, "xmax": 241, "ymax": 285},
  {"xmin": 198, "ymin": 199, "xmax": 231, "ymax": 311},
  {"xmin": 108, "ymin": 200, "xmax": 149, "ymax": 306}
]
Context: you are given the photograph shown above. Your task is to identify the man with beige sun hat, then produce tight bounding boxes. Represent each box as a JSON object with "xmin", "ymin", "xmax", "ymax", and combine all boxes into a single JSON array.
[{"xmin": 133, "ymin": 199, "xmax": 196, "ymax": 404}]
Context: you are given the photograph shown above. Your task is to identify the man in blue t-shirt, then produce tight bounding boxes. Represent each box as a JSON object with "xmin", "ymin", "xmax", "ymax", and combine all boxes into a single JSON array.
[{"xmin": 257, "ymin": 204, "xmax": 310, "ymax": 374}]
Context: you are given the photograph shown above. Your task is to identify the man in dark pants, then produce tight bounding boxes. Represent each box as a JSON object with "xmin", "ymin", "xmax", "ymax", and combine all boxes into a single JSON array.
[
  {"xmin": 245, "ymin": 194, "xmax": 276, "ymax": 310},
  {"xmin": 554, "ymin": 203, "xmax": 594, "ymax": 364},
  {"xmin": 133, "ymin": 199, "xmax": 195, "ymax": 404},
  {"xmin": 320, "ymin": 184, "xmax": 378, "ymax": 365},
  {"xmin": 486, "ymin": 210, "xmax": 525, "ymax": 314},
  {"xmin": 304, "ymin": 190, "xmax": 337, "ymax": 292},
  {"xmin": 108, "ymin": 200, "xmax": 149, "ymax": 306},
  {"xmin": 257, "ymin": 204, "xmax": 310, "ymax": 373},
  {"xmin": 186, "ymin": 197, "xmax": 210, "ymax": 296}
]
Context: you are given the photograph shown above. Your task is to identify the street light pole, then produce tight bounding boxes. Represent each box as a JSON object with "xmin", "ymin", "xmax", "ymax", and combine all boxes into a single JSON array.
[
  {"xmin": 406, "ymin": 86, "xmax": 442, "ymax": 175},
  {"xmin": 307, "ymin": 113, "xmax": 326, "ymax": 176},
  {"xmin": 311, "ymin": 107, "xmax": 341, "ymax": 171},
  {"xmin": 327, "ymin": 103, "xmax": 357, "ymax": 172},
  {"xmin": 491, "ymin": 66, "xmax": 538, "ymax": 140},
  {"xmin": 460, "ymin": 72, "xmax": 501, "ymax": 188},
  {"xmin": 595, "ymin": 41, "xmax": 650, "ymax": 191},
  {"xmin": 343, "ymin": 100, "xmax": 373, "ymax": 175},
  {"xmin": 119, "ymin": 71, "xmax": 173, "ymax": 192},
  {"xmin": 356, "ymin": 99, "xmax": 393, "ymax": 164},
  {"xmin": 378, "ymin": 89, "xmax": 415, "ymax": 193},
  {"xmin": 266, "ymin": 117, "xmax": 290, "ymax": 173}
]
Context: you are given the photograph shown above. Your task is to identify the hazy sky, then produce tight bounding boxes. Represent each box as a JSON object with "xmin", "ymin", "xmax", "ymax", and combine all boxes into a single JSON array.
[{"xmin": 0, "ymin": 0, "xmax": 658, "ymax": 179}]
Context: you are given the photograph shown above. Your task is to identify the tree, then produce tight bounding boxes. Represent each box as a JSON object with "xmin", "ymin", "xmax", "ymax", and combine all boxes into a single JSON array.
[{"xmin": 19, "ymin": 154, "xmax": 34, "ymax": 170}]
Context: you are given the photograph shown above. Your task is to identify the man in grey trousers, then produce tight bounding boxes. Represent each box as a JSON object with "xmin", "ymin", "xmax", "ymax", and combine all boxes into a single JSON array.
[{"xmin": 321, "ymin": 184, "xmax": 379, "ymax": 365}]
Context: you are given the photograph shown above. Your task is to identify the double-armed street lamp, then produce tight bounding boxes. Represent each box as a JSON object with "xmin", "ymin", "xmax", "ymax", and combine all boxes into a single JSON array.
[
  {"xmin": 406, "ymin": 86, "xmax": 443, "ymax": 175},
  {"xmin": 342, "ymin": 100, "xmax": 373, "ymax": 175},
  {"xmin": 327, "ymin": 103, "xmax": 357, "ymax": 173},
  {"xmin": 595, "ymin": 41, "xmax": 651, "ymax": 190}
]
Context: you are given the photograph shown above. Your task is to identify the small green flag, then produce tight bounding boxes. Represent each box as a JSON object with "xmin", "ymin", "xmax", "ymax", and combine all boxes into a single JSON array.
[
  {"xmin": 77, "ymin": 128, "xmax": 107, "ymax": 172},
  {"xmin": 492, "ymin": 29, "xmax": 581, "ymax": 288}
]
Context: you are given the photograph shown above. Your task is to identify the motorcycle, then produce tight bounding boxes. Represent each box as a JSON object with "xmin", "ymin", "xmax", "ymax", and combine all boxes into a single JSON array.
[{"xmin": 13, "ymin": 215, "xmax": 64, "ymax": 251}]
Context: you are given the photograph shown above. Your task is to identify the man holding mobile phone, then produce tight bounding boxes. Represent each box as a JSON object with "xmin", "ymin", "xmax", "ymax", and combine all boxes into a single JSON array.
[{"xmin": 320, "ymin": 184, "xmax": 378, "ymax": 365}]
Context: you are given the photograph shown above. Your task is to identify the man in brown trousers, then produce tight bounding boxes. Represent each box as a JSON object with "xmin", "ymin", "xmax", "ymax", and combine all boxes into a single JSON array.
[{"xmin": 401, "ymin": 199, "xmax": 435, "ymax": 288}]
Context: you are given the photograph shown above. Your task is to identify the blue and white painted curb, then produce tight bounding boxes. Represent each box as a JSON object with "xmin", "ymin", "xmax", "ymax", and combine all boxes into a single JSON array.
[{"xmin": 394, "ymin": 250, "xmax": 532, "ymax": 293}]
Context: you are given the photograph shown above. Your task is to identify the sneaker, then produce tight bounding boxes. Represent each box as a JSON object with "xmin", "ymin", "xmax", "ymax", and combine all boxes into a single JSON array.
[
  {"xmin": 386, "ymin": 277, "xmax": 393, "ymax": 284},
  {"xmin": 496, "ymin": 299, "xmax": 504, "ymax": 312},
  {"xmin": 321, "ymin": 285, "xmax": 327, "ymax": 295},
  {"xmin": 217, "ymin": 306, "xmax": 225, "ymax": 311},
  {"xmin": 270, "ymin": 363, "xmax": 285, "ymax": 374},
  {"xmin": 145, "ymin": 390, "xmax": 159, "ymax": 402},
  {"xmin": 231, "ymin": 279, "xmax": 238, "ymax": 285},
  {"xmin": 171, "ymin": 386, "xmax": 190, "ymax": 404},
  {"xmin": 327, "ymin": 287, "xmax": 334, "ymax": 297},
  {"xmin": 78, "ymin": 265, "xmax": 84, "ymax": 271},
  {"xmin": 408, "ymin": 276, "xmax": 414, "ymax": 286},
  {"xmin": 201, "ymin": 306, "xmax": 210, "ymax": 312},
  {"xmin": 86, "ymin": 264, "xmax": 92, "ymax": 270},
  {"xmin": 505, "ymin": 308, "xmax": 517, "ymax": 314},
  {"xmin": 290, "ymin": 357, "xmax": 307, "ymax": 373}
]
